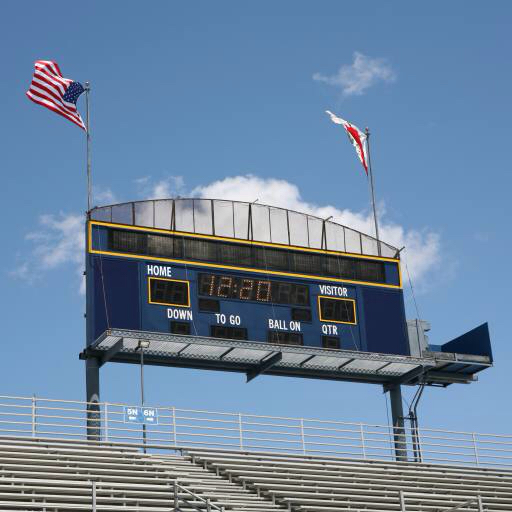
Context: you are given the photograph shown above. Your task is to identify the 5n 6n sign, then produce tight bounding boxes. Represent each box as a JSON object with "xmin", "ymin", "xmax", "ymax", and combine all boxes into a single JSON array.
[{"xmin": 123, "ymin": 406, "xmax": 158, "ymax": 425}]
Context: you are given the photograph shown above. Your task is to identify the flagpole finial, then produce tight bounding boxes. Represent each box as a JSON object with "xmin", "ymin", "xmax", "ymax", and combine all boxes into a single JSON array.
[
  {"xmin": 365, "ymin": 126, "xmax": 370, "ymax": 135},
  {"xmin": 85, "ymin": 81, "xmax": 90, "ymax": 91}
]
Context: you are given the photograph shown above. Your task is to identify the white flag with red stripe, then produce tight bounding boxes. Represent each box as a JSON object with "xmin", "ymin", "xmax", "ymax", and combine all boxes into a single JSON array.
[
  {"xmin": 326, "ymin": 110, "xmax": 368, "ymax": 175},
  {"xmin": 26, "ymin": 60, "xmax": 86, "ymax": 130}
]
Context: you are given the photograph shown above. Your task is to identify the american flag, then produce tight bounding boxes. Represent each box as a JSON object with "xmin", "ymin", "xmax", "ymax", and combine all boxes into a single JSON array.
[{"xmin": 26, "ymin": 60, "xmax": 86, "ymax": 130}]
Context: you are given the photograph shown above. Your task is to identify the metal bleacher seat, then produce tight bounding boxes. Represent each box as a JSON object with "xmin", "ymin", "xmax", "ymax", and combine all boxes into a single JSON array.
[
  {"xmin": 0, "ymin": 437, "xmax": 283, "ymax": 511},
  {"xmin": 183, "ymin": 448, "xmax": 512, "ymax": 511}
]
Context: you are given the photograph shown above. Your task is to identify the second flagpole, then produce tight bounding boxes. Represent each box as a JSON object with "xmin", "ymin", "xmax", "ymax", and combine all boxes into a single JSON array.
[
  {"xmin": 365, "ymin": 127, "xmax": 381, "ymax": 256},
  {"xmin": 85, "ymin": 81, "xmax": 92, "ymax": 213}
]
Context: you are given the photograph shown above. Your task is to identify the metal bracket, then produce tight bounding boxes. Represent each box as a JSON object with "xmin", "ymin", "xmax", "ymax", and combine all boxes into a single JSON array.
[
  {"xmin": 399, "ymin": 490, "xmax": 483, "ymax": 511},
  {"xmin": 383, "ymin": 365, "xmax": 425, "ymax": 392},
  {"xmin": 437, "ymin": 497, "xmax": 483, "ymax": 512},
  {"xmin": 99, "ymin": 339, "xmax": 124, "ymax": 368},
  {"xmin": 219, "ymin": 347, "xmax": 235, "ymax": 360},
  {"xmin": 246, "ymin": 352, "xmax": 282, "ymax": 383}
]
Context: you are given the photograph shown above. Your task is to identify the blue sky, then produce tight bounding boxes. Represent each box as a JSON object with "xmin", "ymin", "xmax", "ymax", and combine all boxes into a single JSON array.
[{"xmin": 0, "ymin": 1, "xmax": 510, "ymax": 435}]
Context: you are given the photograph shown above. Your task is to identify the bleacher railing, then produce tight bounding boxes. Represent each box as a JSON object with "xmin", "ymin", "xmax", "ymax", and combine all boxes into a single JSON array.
[
  {"xmin": 173, "ymin": 481, "xmax": 225, "ymax": 512},
  {"xmin": 1, "ymin": 395, "xmax": 511, "ymax": 469},
  {"xmin": 400, "ymin": 491, "xmax": 485, "ymax": 512}
]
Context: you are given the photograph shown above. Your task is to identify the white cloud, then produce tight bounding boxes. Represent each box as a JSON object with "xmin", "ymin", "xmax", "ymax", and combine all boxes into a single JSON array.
[
  {"xmin": 26, "ymin": 213, "xmax": 84, "ymax": 269},
  {"xmin": 135, "ymin": 175, "xmax": 185, "ymax": 199},
  {"xmin": 194, "ymin": 175, "xmax": 440, "ymax": 285},
  {"xmin": 12, "ymin": 174, "xmax": 441, "ymax": 295},
  {"xmin": 313, "ymin": 52, "xmax": 396, "ymax": 96},
  {"xmin": 9, "ymin": 262, "xmax": 30, "ymax": 281},
  {"xmin": 11, "ymin": 212, "xmax": 85, "ymax": 293},
  {"xmin": 93, "ymin": 186, "xmax": 117, "ymax": 206}
]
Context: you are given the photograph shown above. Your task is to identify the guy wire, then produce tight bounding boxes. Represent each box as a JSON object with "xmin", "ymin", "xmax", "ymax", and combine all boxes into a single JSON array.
[{"xmin": 403, "ymin": 250, "xmax": 421, "ymax": 320}]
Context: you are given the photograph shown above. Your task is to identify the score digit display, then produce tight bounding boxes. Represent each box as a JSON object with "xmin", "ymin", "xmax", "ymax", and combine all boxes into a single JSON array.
[
  {"xmin": 318, "ymin": 297, "xmax": 356, "ymax": 324},
  {"xmin": 148, "ymin": 278, "xmax": 190, "ymax": 307},
  {"xmin": 198, "ymin": 273, "xmax": 309, "ymax": 306}
]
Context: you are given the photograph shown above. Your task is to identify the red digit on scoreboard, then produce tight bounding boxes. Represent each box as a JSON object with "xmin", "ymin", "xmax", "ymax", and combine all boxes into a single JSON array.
[
  {"xmin": 256, "ymin": 280, "xmax": 271, "ymax": 302},
  {"xmin": 239, "ymin": 279, "xmax": 255, "ymax": 300},
  {"xmin": 217, "ymin": 276, "xmax": 233, "ymax": 297}
]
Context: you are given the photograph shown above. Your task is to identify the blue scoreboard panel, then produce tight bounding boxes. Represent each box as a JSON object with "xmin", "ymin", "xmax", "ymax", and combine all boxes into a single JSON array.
[{"xmin": 86, "ymin": 221, "xmax": 409, "ymax": 356}]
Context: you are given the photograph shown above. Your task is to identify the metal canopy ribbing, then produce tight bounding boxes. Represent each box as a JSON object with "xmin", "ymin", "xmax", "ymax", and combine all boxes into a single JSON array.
[
  {"xmin": 81, "ymin": 329, "xmax": 491, "ymax": 387},
  {"xmin": 89, "ymin": 198, "xmax": 400, "ymax": 258}
]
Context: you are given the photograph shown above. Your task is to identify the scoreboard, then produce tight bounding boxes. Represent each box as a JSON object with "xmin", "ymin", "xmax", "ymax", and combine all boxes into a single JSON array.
[
  {"xmin": 86, "ymin": 220, "xmax": 410, "ymax": 356},
  {"xmin": 81, "ymin": 200, "xmax": 494, "ymax": 448}
]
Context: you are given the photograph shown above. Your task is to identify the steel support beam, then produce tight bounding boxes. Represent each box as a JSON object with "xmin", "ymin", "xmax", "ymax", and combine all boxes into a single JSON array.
[
  {"xmin": 424, "ymin": 370, "xmax": 477, "ymax": 384},
  {"xmin": 388, "ymin": 384, "xmax": 408, "ymax": 462},
  {"xmin": 398, "ymin": 365, "xmax": 425, "ymax": 385},
  {"xmin": 246, "ymin": 352, "xmax": 282, "ymax": 383},
  {"xmin": 85, "ymin": 357, "xmax": 101, "ymax": 441},
  {"xmin": 99, "ymin": 338, "xmax": 124, "ymax": 367}
]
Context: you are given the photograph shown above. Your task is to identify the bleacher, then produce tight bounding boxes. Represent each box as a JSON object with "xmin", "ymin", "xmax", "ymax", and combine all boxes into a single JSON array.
[
  {"xmin": 184, "ymin": 448, "xmax": 512, "ymax": 511},
  {"xmin": 0, "ymin": 437, "xmax": 283, "ymax": 511},
  {"xmin": 2, "ymin": 437, "xmax": 512, "ymax": 510}
]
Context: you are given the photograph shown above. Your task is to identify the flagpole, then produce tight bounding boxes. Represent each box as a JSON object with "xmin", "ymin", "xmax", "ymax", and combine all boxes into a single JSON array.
[
  {"xmin": 83, "ymin": 80, "xmax": 101, "ymax": 439},
  {"xmin": 85, "ymin": 81, "xmax": 91, "ymax": 213},
  {"xmin": 365, "ymin": 127, "xmax": 381, "ymax": 256}
]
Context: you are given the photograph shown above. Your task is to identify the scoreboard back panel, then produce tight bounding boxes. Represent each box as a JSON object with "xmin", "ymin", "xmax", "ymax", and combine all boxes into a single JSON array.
[{"xmin": 86, "ymin": 221, "xmax": 409, "ymax": 356}]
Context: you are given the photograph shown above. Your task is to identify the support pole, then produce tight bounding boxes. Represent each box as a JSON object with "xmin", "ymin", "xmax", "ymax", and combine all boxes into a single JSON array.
[
  {"xmin": 409, "ymin": 383, "xmax": 425, "ymax": 462},
  {"xmin": 365, "ymin": 127, "xmax": 381, "ymax": 256},
  {"xmin": 91, "ymin": 480, "xmax": 97, "ymax": 512},
  {"xmin": 86, "ymin": 357, "xmax": 101, "ymax": 441},
  {"xmin": 140, "ymin": 345, "xmax": 147, "ymax": 452},
  {"xmin": 173, "ymin": 481, "xmax": 179, "ymax": 511},
  {"xmin": 31, "ymin": 394, "xmax": 36, "ymax": 438},
  {"xmin": 388, "ymin": 384, "xmax": 407, "ymax": 461},
  {"xmin": 84, "ymin": 81, "xmax": 92, "ymax": 213},
  {"xmin": 399, "ymin": 490, "xmax": 406, "ymax": 512}
]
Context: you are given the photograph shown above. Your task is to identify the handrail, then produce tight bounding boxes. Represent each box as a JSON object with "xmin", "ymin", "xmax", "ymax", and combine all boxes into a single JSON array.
[
  {"xmin": 173, "ymin": 480, "xmax": 225, "ymax": 512},
  {"xmin": 2, "ymin": 395, "xmax": 510, "ymax": 438},
  {"xmin": 437, "ymin": 498, "xmax": 480, "ymax": 512},
  {"xmin": 400, "ymin": 490, "xmax": 485, "ymax": 512},
  {"xmin": 0, "ymin": 395, "xmax": 512, "ymax": 470}
]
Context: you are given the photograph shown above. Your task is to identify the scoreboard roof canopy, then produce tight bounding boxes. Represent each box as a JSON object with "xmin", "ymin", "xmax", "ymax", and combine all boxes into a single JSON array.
[
  {"xmin": 81, "ymin": 327, "xmax": 492, "ymax": 387},
  {"xmin": 90, "ymin": 198, "xmax": 399, "ymax": 259}
]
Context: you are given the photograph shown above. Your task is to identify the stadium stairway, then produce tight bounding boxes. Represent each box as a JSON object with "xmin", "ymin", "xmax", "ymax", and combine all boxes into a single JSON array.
[
  {"xmin": 184, "ymin": 448, "xmax": 512, "ymax": 512},
  {"xmin": 0, "ymin": 437, "xmax": 284, "ymax": 511}
]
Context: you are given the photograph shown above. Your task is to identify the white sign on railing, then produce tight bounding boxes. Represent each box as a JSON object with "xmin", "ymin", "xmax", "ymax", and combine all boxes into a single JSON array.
[{"xmin": 123, "ymin": 406, "xmax": 158, "ymax": 425}]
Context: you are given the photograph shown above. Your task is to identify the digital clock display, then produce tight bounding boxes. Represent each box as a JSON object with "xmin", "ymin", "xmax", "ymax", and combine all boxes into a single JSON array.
[{"xmin": 198, "ymin": 273, "xmax": 310, "ymax": 306}]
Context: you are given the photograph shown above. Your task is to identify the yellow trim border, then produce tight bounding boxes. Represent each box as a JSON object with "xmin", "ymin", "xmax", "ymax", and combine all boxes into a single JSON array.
[
  {"xmin": 318, "ymin": 296, "xmax": 357, "ymax": 325},
  {"xmin": 147, "ymin": 276, "xmax": 191, "ymax": 308},
  {"xmin": 88, "ymin": 220, "xmax": 402, "ymax": 290}
]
